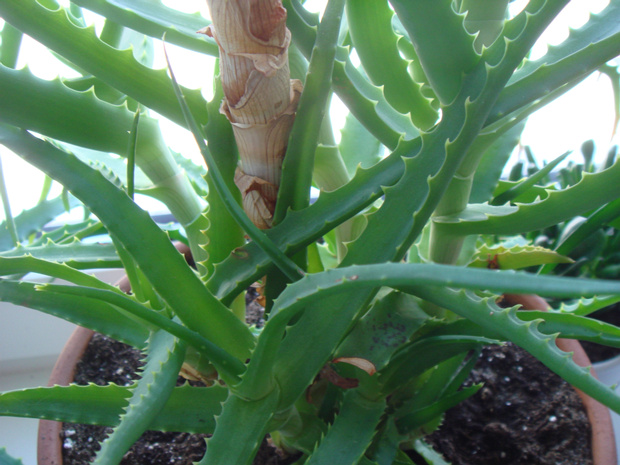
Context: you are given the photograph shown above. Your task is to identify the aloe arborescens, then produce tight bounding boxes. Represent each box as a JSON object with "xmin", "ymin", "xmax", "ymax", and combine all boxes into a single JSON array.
[{"xmin": 1, "ymin": 1, "xmax": 620, "ymax": 464}]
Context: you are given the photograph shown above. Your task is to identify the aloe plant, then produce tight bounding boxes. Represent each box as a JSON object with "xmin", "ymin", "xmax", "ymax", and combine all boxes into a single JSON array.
[{"xmin": 1, "ymin": 0, "xmax": 620, "ymax": 463}]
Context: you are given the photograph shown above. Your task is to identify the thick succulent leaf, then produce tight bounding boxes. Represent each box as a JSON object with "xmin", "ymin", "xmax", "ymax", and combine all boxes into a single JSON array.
[
  {"xmin": 0, "ymin": 65, "xmax": 204, "ymax": 227},
  {"xmin": 540, "ymin": 197, "xmax": 620, "ymax": 275},
  {"xmin": 467, "ymin": 122, "xmax": 525, "ymax": 204},
  {"xmin": 197, "ymin": 388, "xmax": 279, "ymax": 465},
  {"xmin": 346, "ymin": 1, "xmax": 436, "ymax": 129},
  {"xmin": 517, "ymin": 310, "xmax": 620, "ymax": 348},
  {"xmin": 306, "ymin": 390, "xmax": 385, "ymax": 465},
  {"xmin": 394, "ymin": 384, "xmax": 481, "ymax": 435},
  {"xmin": 489, "ymin": 0, "xmax": 620, "ymax": 125},
  {"xmin": 0, "ymin": 280, "xmax": 149, "ymax": 348},
  {"xmin": 273, "ymin": 263, "xmax": 620, "ymax": 310},
  {"xmin": 71, "ymin": 0, "xmax": 218, "ymax": 55},
  {"xmin": 334, "ymin": 291, "xmax": 430, "ymax": 371},
  {"xmin": 468, "ymin": 243, "xmax": 572, "ymax": 270},
  {"xmin": 490, "ymin": 150, "xmax": 571, "ymax": 205},
  {"xmin": 208, "ymin": 138, "xmax": 419, "ymax": 303},
  {"xmin": 0, "ymin": 194, "xmax": 80, "ymax": 251},
  {"xmin": 283, "ymin": 0, "xmax": 417, "ymax": 150},
  {"xmin": 275, "ymin": 0, "xmax": 345, "ymax": 220},
  {"xmin": 0, "ymin": 383, "xmax": 226, "ymax": 433},
  {"xmin": 338, "ymin": 111, "xmax": 383, "ymax": 177},
  {"xmin": 0, "ymin": 256, "xmax": 121, "ymax": 289},
  {"xmin": 39, "ymin": 283, "xmax": 245, "ymax": 383},
  {"xmin": 0, "ymin": 0, "xmax": 208, "ymax": 127},
  {"xmin": 435, "ymin": 159, "xmax": 620, "ymax": 236},
  {"xmin": 0, "ymin": 241, "xmax": 121, "ymax": 269},
  {"xmin": 389, "ymin": 0, "xmax": 479, "ymax": 105},
  {"xmin": 0, "ymin": 64, "xmax": 144, "ymax": 154},
  {"xmin": 557, "ymin": 295, "xmax": 620, "ymax": 317},
  {"xmin": 410, "ymin": 286, "xmax": 620, "ymax": 414},
  {"xmin": 412, "ymin": 440, "xmax": 449, "ymax": 465},
  {"xmin": 380, "ymin": 336, "xmax": 497, "ymax": 395},
  {"xmin": 95, "ymin": 330, "xmax": 186, "ymax": 465},
  {"xmin": 0, "ymin": 124, "xmax": 254, "ymax": 359},
  {"xmin": 0, "ymin": 448, "xmax": 23, "ymax": 465}
]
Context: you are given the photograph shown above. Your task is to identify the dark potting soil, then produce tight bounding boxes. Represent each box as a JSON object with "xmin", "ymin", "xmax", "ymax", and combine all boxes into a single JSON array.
[{"xmin": 418, "ymin": 342, "xmax": 592, "ymax": 465}]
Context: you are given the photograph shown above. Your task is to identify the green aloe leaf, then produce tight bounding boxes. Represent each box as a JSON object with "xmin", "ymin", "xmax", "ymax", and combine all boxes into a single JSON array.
[
  {"xmin": 0, "ymin": 242, "xmax": 121, "ymax": 269},
  {"xmin": 0, "ymin": 123, "xmax": 254, "ymax": 360},
  {"xmin": 517, "ymin": 310, "xmax": 620, "ymax": 347},
  {"xmin": 94, "ymin": 330, "xmax": 186, "ymax": 465},
  {"xmin": 275, "ymin": 0, "xmax": 345, "ymax": 220},
  {"xmin": 0, "ymin": 383, "xmax": 227, "ymax": 434},
  {"xmin": 489, "ymin": 0, "xmax": 620, "ymax": 125},
  {"xmin": 0, "ymin": 280, "xmax": 149, "ymax": 348},
  {"xmin": 0, "ymin": 448, "xmax": 24, "ymax": 465},
  {"xmin": 283, "ymin": 0, "xmax": 418, "ymax": 150},
  {"xmin": 435, "ymin": 159, "xmax": 620, "ymax": 236},
  {"xmin": 198, "ymin": 388, "xmax": 279, "ymax": 465},
  {"xmin": 394, "ymin": 384, "xmax": 481, "ymax": 435},
  {"xmin": 0, "ymin": 0, "xmax": 208, "ymax": 127},
  {"xmin": 346, "ymin": 1, "xmax": 436, "ymax": 129},
  {"xmin": 389, "ymin": 0, "xmax": 479, "ymax": 105},
  {"xmin": 0, "ymin": 194, "xmax": 80, "ymax": 251},
  {"xmin": 306, "ymin": 390, "xmax": 385, "ymax": 465},
  {"xmin": 71, "ymin": 0, "xmax": 218, "ymax": 55},
  {"xmin": 409, "ymin": 286, "xmax": 620, "ymax": 414}
]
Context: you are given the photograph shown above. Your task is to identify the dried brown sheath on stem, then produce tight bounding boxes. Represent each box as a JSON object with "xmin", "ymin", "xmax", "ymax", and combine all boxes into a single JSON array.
[{"xmin": 204, "ymin": 0, "xmax": 303, "ymax": 229}]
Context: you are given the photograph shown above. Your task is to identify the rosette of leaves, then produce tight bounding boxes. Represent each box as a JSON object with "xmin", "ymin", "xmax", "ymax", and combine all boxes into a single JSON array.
[{"xmin": 1, "ymin": 1, "xmax": 620, "ymax": 464}]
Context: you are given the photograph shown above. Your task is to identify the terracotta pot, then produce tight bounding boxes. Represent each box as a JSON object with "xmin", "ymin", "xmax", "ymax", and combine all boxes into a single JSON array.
[
  {"xmin": 39, "ymin": 308, "xmax": 618, "ymax": 465},
  {"xmin": 37, "ymin": 326, "xmax": 94, "ymax": 465},
  {"xmin": 503, "ymin": 294, "xmax": 618, "ymax": 465}
]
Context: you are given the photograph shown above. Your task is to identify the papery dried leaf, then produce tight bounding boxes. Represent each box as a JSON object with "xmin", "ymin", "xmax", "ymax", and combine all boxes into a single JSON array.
[{"xmin": 333, "ymin": 357, "xmax": 377, "ymax": 376}]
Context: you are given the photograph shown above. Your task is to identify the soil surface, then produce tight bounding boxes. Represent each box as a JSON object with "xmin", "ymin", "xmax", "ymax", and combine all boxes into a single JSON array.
[{"xmin": 419, "ymin": 342, "xmax": 592, "ymax": 465}]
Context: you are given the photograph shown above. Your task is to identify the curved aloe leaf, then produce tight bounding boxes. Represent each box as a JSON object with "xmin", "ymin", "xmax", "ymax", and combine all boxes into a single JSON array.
[
  {"xmin": 94, "ymin": 330, "xmax": 185, "ymax": 465},
  {"xmin": 346, "ymin": 1, "xmax": 436, "ymax": 129},
  {"xmin": 0, "ymin": 383, "xmax": 226, "ymax": 434},
  {"xmin": 275, "ymin": 0, "xmax": 345, "ymax": 220},
  {"xmin": 0, "ymin": 123, "xmax": 254, "ymax": 360},
  {"xmin": 208, "ymin": 139, "xmax": 417, "ymax": 302},
  {"xmin": 490, "ymin": 0, "xmax": 620, "ymax": 124},
  {"xmin": 283, "ymin": 0, "xmax": 417, "ymax": 149},
  {"xmin": 394, "ymin": 384, "xmax": 481, "ymax": 435},
  {"xmin": 410, "ymin": 286, "xmax": 620, "ymax": 413},
  {"xmin": 0, "ymin": 242, "xmax": 121, "ymax": 269},
  {"xmin": 468, "ymin": 242, "xmax": 572, "ymax": 270},
  {"xmin": 43, "ymin": 283, "xmax": 245, "ymax": 383},
  {"xmin": 71, "ymin": 0, "xmax": 218, "ymax": 55},
  {"xmin": 389, "ymin": 0, "xmax": 479, "ymax": 105},
  {"xmin": 540, "ymin": 197, "xmax": 620, "ymax": 275},
  {"xmin": 435, "ymin": 159, "xmax": 620, "ymax": 236},
  {"xmin": 306, "ymin": 390, "xmax": 385, "ymax": 465},
  {"xmin": 0, "ymin": 280, "xmax": 149, "ymax": 348},
  {"xmin": 0, "ymin": 195, "xmax": 80, "ymax": 251},
  {"xmin": 0, "ymin": 0, "xmax": 208, "ymax": 127},
  {"xmin": 198, "ymin": 388, "xmax": 279, "ymax": 465},
  {"xmin": 518, "ymin": 310, "xmax": 620, "ymax": 347},
  {"xmin": 557, "ymin": 296, "xmax": 620, "ymax": 317},
  {"xmin": 0, "ymin": 448, "xmax": 23, "ymax": 465}
]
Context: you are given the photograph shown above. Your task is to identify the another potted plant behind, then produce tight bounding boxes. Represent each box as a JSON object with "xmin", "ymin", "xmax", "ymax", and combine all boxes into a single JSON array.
[{"xmin": 1, "ymin": 0, "xmax": 620, "ymax": 464}]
